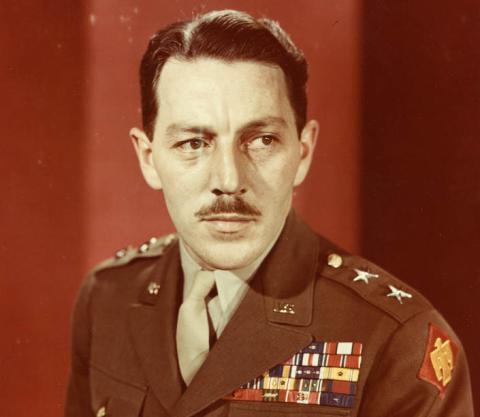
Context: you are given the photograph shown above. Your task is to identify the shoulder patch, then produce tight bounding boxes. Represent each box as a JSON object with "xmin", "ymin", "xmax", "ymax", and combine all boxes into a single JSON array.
[
  {"xmin": 418, "ymin": 323, "xmax": 459, "ymax": 397},
  {"xmin": 92, "ymin": 233, "xmax": 177, "ymax": 273},
  {"xmin": 320, "ymin": 252, "xmax": 432, "ymax": 323}
]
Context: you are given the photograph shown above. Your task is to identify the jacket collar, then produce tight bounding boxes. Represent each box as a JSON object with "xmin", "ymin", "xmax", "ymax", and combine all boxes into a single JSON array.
[
  {"xmin": 129, "ymin": 243, "xmax": 185, "ymax": 412},
  {"xmin": 260, "ymin": 210, "xmax": 319, "ymax": 326},
  {"xmin": 172, "ymin": 210, "xmax": 321, "ymax": 417}
]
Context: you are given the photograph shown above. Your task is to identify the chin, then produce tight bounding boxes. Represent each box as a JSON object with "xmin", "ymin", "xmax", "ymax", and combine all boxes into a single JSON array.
[{"xmin": 197, "ymin": 241, "xmax": 264, "ymax": 271}]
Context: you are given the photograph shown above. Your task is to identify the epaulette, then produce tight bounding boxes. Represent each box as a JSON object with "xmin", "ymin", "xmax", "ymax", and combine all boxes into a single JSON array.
[
  {"xmin": 320, "ymin": 252, "xmax": 432, "ymax": 324},
  {"xmin": 92, "ymin": 233, "xmax": 178, "ymax": 273}
]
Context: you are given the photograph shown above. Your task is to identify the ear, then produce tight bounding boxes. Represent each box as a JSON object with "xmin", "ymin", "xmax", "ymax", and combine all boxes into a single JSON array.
[
  {"xmin": 130, "ymin": 127, "xmax": 163, "ymax": 190},
  {"xmin": 293, "ymin": 119, "xmax": 319, "ymax": 186}
]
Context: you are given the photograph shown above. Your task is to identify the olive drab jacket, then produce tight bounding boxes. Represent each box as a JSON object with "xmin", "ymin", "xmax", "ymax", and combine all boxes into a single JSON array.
[{"xmin": 65, "ymin": 212, "xmax": 474, "ymax": 417}]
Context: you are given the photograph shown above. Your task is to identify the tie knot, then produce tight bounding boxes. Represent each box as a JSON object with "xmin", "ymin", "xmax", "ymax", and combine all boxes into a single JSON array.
[{"xmin": 187, "ymin": 270, "xmax": 215, "ymax": 301}]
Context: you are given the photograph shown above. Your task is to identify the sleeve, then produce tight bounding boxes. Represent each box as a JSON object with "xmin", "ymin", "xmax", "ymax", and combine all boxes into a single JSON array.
[
  {"xmin": 64, "ymin": 274, "xmax": 96, "ymax": 417},
  {"xmin": 358, "ymin": 309, "xmax": 474, "ymax": 416}
]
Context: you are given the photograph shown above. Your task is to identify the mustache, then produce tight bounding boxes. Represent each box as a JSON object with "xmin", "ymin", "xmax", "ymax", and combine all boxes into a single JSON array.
[{"xmin": 195, "ymin": 197, "xmax": 261, "ymax": 218}]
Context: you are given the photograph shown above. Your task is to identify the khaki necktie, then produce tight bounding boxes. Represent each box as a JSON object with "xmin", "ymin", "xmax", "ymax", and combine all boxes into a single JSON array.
[{"xmin": 176, "ymin": 270, "xmax": 216, "ymax": 385}]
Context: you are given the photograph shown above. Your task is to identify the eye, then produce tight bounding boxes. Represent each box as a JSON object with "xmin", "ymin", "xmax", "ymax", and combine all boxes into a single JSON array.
[
  {"xmin": 175, "ymin": 138, "xmax": 209, "ymax": 152},
  {"xmin": 247, "ymin": 135, "xmax": 277, "ymax": 151}
]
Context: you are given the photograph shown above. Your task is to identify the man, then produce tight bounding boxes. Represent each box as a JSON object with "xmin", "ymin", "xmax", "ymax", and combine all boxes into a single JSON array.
[{"xmin": 65, "ymin": 10, "xmax": 474, "ymax": 417}]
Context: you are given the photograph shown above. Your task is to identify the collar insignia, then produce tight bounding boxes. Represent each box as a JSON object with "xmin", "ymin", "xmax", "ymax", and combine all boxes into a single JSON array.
[
  {"xmin": 273, "ymin": 301, "xmax": 296, "ymax": 315},
  {"xmin": 147, "ymin": 281, "xmax": 161, "ymax": 295}
]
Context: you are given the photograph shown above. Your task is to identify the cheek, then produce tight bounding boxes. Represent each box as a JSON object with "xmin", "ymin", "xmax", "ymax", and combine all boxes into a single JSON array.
[
  {"xmin": 153, "ymin": 151, "xmax": 196, "ymax": 185},
  {"xmin": 162, "ymin": 174, "xmax": 196, "ymax": 210},
  {"xmin": 153, "ymin": 157, "xmax": 209, "ymax": 210},
  {"xmin": 252, "ymin": 152, "xmax": 299, "ymax": 192}
]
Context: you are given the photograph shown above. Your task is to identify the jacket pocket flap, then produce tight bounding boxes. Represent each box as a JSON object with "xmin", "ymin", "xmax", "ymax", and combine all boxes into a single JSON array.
[
  {"xmin": 90, "ymin": 365, "xmax": 146, "ymax": 416},
  {"xmin": 229, "ymin": 401, "xmax": 350, "ymax": 416}
]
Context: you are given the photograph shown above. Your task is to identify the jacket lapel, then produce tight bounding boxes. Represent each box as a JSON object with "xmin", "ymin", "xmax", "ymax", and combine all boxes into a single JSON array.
[
  {"xmin": 128, "ymin": 243, "xmax": 185, "ymax": 412},
  {"xmin": 172, "ymin": 212, "xmax": 320, "ymax": 417}
]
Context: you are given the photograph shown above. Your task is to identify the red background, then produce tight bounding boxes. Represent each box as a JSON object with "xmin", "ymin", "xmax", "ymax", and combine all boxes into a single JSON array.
[{"xmin": 1, "ymin": 1, "xmax": 478, "ymax": 415}]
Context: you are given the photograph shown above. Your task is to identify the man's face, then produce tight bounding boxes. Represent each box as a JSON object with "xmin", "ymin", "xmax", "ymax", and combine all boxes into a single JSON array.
[{"xmin": 132, "ymin": 58, "xmax": 317, "ymax": 270}]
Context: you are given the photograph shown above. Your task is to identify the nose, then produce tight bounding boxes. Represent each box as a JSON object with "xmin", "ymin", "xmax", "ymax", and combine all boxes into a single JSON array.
[{"xmin": 210, "ymin": 143, "xmax": 246, "ymax": 196}]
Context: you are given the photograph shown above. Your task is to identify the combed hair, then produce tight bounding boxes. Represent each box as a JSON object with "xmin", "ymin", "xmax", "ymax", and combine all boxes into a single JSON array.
[{"xmin": 140, "ymin": 10, "xmax": 308, "ymax": 138}]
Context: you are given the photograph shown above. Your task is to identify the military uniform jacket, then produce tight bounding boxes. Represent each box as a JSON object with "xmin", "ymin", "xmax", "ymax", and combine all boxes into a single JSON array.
[{"xmin": 65, "ymin": 212, "xmax": 474, "ymax": 417}]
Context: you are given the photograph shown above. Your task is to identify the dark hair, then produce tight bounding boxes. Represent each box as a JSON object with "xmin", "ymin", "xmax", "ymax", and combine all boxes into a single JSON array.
[{"xmin": 139, "ymin": 10, "xmax": 308, "ymax": 139}]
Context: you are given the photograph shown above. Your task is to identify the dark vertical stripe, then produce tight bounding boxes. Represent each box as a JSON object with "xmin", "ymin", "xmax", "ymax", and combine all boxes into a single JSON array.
[{"xmin": 360, "ymin": 1, "xmax": 480, "ymax": 410}]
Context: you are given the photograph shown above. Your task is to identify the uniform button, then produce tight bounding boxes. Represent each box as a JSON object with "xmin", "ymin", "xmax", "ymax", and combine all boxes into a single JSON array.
[
  {"xmin": 327, "ymin": 253, "xmax": 343, "ymax": 268},
  {"xmin": 96, "ymin": 405, "xmax": 107, "ymax": 417},
  {"xmin": 149, "ymin": 236, "xmax": 158, "ymax": 245}
]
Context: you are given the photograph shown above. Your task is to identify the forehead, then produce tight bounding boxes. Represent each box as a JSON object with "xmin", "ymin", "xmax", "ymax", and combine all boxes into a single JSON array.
[{"xmin": 154, "ymin": 57, "xmax": 296, "ymax": 131}]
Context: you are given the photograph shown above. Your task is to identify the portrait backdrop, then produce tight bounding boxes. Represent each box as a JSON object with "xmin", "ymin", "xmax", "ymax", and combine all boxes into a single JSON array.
[{"xmin": 1, "ymin": 0, "xmax": 478, "ymax": 416}]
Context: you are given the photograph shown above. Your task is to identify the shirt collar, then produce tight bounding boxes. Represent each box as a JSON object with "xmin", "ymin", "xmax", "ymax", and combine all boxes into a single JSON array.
[{"xmin": 179, "ymin": 224, "xmax": 283, "ymax": 314}]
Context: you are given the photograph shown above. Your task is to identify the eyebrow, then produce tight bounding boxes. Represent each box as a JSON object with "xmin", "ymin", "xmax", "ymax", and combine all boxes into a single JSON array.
[
  {"xmin": 165, "ymin": 116, "xmax": 288, "ymax": 138},
  {"xmin": 239, "ymin": 117, "xmax": 287, "ymax": 132},
  {"xmin": 165, "ymin": 124, "xmax": 216, "ymax": 138}
]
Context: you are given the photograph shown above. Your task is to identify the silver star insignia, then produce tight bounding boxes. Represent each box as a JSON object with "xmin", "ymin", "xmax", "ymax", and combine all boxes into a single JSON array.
[
  {"xmin": 387, "ymin": 285, "xmax": 412, "ymax": 304},
  {"xmin": 353, "ymin": 268, "xmax": 379, "ymax": 284}
]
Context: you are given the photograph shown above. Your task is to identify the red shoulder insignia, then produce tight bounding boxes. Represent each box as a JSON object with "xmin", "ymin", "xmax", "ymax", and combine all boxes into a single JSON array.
[{"xmin": 418, "ymin": 323, "xmax": 459, "ymax": 397}]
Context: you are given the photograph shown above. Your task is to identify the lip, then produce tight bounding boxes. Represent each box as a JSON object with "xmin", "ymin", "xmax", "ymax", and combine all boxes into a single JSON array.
[{"xmin": 201, "ymin": 215, "xmax": 257, "ymax": 233}]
